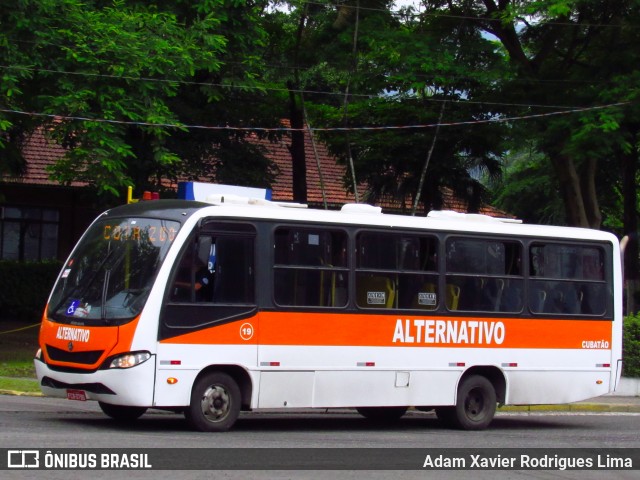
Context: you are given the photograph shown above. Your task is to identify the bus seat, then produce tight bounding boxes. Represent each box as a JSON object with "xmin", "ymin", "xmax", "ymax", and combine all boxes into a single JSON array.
[
  {"xmin": 500, "ymin": 280, "xmax": 523, "ymax": 312},
  {"xmin": 319, "ymin": 260, "xmax": 347, "ymax": 307},
  {"xmin": 534, "ymin": 288, "xmax": 547, "ymax": 312},
  {"xmin": 494, "ymin": 279, "xmax": 505, "ymax": 311},
  {"xmin": 484, "ymin": 278, "xmax": 505, "ymax": 311},
  {"xmin": 357, "ymin": 275, "xmax": 395, "ymax": 308},
  {"xmin": 446, "ymin": 284, "xmax": 461, "ymax": 311},
  {"xmin": 577, "ymin": 289, "xmax": 584, "ymax": 314},
  {"xmin": 320, "ymin": 268, "xmax": 339, "ymax": 307},
  {"xmin": 560, "ymin": 286, "xmax": 584, "ymax": 314}
]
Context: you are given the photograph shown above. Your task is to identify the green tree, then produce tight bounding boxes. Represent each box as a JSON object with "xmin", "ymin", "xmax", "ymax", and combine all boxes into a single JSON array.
[
  {"xmin": 303, "ymin": 2, "xmax": 507, "ymax": 213},
  {"xmin": 423, "ymin": 0, "xmax": 639, "ymax": 230},
  {"xmin": 491, "ymin": 144, "xmax": 560, "ymax": 224},
  {"xmin": 0, "ymin": 0, "xmax": 280, "ymax": 200},
  {"xmin": 261, "ymin": 1, "xmax": 394, "ymax": 203}
]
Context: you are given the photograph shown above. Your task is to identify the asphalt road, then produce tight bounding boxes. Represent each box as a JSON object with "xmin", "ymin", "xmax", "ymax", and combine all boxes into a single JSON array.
[{"xmin": 1, "ymin": 395, "xmax": 639, "ymax": 480}]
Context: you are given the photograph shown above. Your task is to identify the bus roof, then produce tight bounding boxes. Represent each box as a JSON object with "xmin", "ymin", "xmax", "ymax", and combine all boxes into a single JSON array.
[{"xmin": 104, "ymin": 198, "xmax": 619, "ymax": 245}]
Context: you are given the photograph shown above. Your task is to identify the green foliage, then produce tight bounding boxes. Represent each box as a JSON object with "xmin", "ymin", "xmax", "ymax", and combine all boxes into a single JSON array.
[
  {"xmin": 1, "ymin": 0, "xmax": 640, "ymax": 233},
  {"xmin": 491, "ymin": 145, "xmax": 566, "ymax": 225},
  {"xmin": 476, "ymin": 0, "xmax": 640, "ymax": 227},
  {"xmin": 0, "ymin": 260, "xmax": 62, "ymax": 322},
  {"xmin": 623, "ymin": 314, "xmax": 640, "ymax": 378},
  {"xmin": 292, "ymin": 3, "xmax": 508, "ymax": 212},
  {"xmin": 1, "ymin": 0, "xmax": 280, "ymax": 197}
]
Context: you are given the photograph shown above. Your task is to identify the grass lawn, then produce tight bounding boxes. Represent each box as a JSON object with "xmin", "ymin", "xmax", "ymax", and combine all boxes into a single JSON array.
[
  {"xmin": 0, "ymin": 376, "xmax": 41, "ymax": 394},
  {"xmin": 0, "ymin": 320, "xmax": 41, "ymax": 393}
]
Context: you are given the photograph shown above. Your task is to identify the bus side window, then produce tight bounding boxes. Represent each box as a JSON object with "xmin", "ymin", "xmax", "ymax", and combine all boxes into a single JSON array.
[
  {"xmin": 169, "ymin": 232, "xmax": 254, "ymax": 305},
  {"xmin": 170, "ymin": 241, "xmax": 197, "ymax": 302},
  {"xmin": 192, "ymin": 236, "xmax": 213, "ymax": 302},
  {"xmin": 273, "ymin": 227, "xmax": 348, "ymax": 307},
  {"xmin": 168, "ymin": 236, "xmax": 215, "ymax": 303},
  {"xmin": 355, "ymin": 232, "xmax": 397, "ymax": 309},
  {"xmin": 529, "ymin": 243, "xmax": 606, "ymax": 316},
  {"xmin": 212, "ymin": 236, "xmax": 254, "ymax": 303},
  {"xmin": 445, "ymin": 238, "xmax": 523, "ymax": 313}
]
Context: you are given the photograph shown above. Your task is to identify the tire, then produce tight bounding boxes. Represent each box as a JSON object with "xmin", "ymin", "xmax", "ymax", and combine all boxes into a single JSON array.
[
  {"xmin": 451, "ymin": 375, "xmax": 497, "ymax": 430},
  {"xmin": 98, "ymin": 402, "xmax": 147, "ymax": 421},
  {"xmin": 356, "ymin": 406, "xmax": 408, "ymax": 422},
  {"xmin": 185, "ymin": 372, "xmax": 241, "ymax": 432}
]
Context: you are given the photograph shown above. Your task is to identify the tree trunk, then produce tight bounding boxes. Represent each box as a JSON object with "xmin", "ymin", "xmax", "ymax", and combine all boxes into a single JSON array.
[
  {"xmin": 580, "ymin": 157, "xmax": 602, "ymax": 229},
  {"xmin": 286, "ymin": 6, "xmax": 308, "ymax": 204},
  {"xmin": 622, "ymin": 132, "xmax": 639, "ymax": 314},
  {"xmin": 550, "ymin": 154, "xmax": 589, "ymax": 227},
  {"xmin": 287, "ymin": 87, "xmax": 307, "ymax": 203}
]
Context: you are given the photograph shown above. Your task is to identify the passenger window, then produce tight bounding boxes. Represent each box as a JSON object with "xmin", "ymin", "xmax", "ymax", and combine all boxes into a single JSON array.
[
  {"xmin": 529, "ymin": 243, "xmax": 606, "ymax": 315},
  {"xmin": 445, "ymin": 238, "xmax": 523, "ymax": 313},
  {"xmin": 273, "ymin": 227, "xmax": 348, "ymax": 307},
  {"xmin": 356, "ymin": 232, "xmax": 439, "ymax": 310}
]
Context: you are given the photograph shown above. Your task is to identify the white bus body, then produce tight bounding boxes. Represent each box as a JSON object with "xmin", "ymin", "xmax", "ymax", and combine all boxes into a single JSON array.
[{"xmin": 35, "ymin": 198, "xmax": 623, "ymax": 431}]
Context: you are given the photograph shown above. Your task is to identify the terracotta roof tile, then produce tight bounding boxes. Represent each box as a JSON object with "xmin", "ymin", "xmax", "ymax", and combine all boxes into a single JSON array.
[
  {"xmin": 251, "ymin": 131, "xmax": 355, "ymax": 206},
  {"xmin": 3, "ymin": 130, "xmax": 61, "ymax": 185},
  {"xmin": 2, "ymin": 126, "xmax": 512, "ymax": 218}
]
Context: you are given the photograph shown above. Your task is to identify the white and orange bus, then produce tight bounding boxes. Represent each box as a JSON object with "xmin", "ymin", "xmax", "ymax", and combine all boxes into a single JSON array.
[{"xmin": 35, "ymin": 197, "xmax": 623, "ymax": 431}]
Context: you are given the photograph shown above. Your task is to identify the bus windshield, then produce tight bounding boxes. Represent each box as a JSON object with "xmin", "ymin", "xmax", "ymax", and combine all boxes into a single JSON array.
[{"xmin": 48, "ymin": 217, "xmax": 180, "ymax": 326}]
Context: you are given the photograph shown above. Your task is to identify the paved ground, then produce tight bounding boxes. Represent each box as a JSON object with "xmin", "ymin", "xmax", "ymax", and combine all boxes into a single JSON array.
[{"xmin": 1, "ymin": 378, "xmax": 639, "ymax": 412}]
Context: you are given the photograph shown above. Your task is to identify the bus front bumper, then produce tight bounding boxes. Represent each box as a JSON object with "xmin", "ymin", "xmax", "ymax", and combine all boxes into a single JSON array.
[{"xmin": 34, "ymin": 355, "xmax": 156, "ymax": 407}]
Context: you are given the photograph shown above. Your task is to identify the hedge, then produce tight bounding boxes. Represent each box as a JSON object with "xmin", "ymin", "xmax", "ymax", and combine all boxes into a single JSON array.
[
  {"xmin": 0, "ymin": 260, "xmax": 62, "ymax": 322},
  {"xmin": 623, "ymin": 314, "xmax": 640, "ymax": 378}
]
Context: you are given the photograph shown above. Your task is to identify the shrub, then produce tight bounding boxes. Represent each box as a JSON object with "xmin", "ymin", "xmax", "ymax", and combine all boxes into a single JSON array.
[
  {"xmin": 0, "ymin": 260, "xmax": 62, "ymax": 322},
  {"xmin": 623, "ymin": 314, "xmax": 640, "ymax": 378}
]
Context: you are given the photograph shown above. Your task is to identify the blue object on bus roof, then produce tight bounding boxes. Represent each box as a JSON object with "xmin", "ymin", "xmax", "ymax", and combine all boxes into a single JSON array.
[{"xmin": 177, "ymin": 181, "xmax": 272, "ymax": 202}]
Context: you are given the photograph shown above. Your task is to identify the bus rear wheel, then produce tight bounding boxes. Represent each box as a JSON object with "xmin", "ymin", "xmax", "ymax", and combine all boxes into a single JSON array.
[
  {"xmin": 186, "ymin": 372, "xmax": 241, "ymax": 432},
  {"xmin": 98, "ymin": 402, "xmax": 147, "ymax": 421},
  {"xmin": 356, "ymin": 406, "xmax": 408, "ymax": 422},
  {"xmin": 441, "ymin": 375, "xmax": 496, "ymax": 430}
]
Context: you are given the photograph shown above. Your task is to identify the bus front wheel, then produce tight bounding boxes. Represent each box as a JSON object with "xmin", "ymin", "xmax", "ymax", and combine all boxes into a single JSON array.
[
  {"xmin": 98, "ymin": 402, "xmax": 147, "ymax": 421},
  {"xmin": 186, "ymin": 372, "xmax": 241, "ymax": 432},
  {"xmin": 440, "ymin": 374, "xmax": 496, "ymax": 430}
]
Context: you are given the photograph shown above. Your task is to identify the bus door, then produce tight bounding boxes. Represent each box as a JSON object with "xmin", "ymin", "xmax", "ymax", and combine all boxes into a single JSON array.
[{"xmin": 156, "ymin": 222, "xmax": 257, "ymax": 407}]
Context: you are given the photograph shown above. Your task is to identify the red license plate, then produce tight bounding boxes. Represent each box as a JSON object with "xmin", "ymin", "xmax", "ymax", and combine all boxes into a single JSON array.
[{"xmin": 66, "ymin": 389, "xmax": 87, "ymax": 401}]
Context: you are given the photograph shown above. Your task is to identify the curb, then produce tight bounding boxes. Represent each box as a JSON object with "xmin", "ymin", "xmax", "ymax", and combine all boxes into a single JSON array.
[
  {"xmin": 0, "ymin": 389, "xmax": 43, "ymax": 397},
  {"xmin": 498, "ymin": 403, "xmax": 640, "ymax": 413}
]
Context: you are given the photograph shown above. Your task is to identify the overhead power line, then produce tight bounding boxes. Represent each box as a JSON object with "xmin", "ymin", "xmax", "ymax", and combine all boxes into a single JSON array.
[
  {"xmin": 0, "ymin": 102, "xmax": 628, "ymax": 133},
  {"xmin": 0, "ymin": 65, "xmax": 602, "ymax": 111}
]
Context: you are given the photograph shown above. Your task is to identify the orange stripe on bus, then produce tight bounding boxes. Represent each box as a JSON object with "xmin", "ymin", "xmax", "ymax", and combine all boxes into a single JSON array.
[
  {"xmin": 160, "ymin": 311, "xmax": 612, "ymax": 350},
  {"xmin": 39, "ymin": 308, "xmax": 142, "ymax": 369}
]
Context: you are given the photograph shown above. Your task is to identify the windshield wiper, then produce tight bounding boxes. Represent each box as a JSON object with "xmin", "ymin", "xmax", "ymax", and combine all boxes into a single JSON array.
[
  {"xmin": 51, "ymin": 248, "xmax": 117, "ymax": 319},
  {"xmin": 101, "ymin": 269, "xmax": 111, "ymax": 324}
]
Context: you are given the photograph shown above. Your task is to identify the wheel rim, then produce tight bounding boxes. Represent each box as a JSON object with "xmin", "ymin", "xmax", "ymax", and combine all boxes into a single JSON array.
[
  {"xmin": 200, "ymin": 384, "xmax": 231, "ymax": 423},
  {"xmin": 464, "ymin": 387, "xmax": 486, "ymax": 420}
]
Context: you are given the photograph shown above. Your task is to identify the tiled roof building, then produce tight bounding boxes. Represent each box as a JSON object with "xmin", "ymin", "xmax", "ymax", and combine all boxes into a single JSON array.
[
  {"xmin": 4, "ymin": 126, "xmax": 508, "ymax": 216},
  {"xmin": 0, "ymin": 125, "xmax": 510, "ymax": 260}
]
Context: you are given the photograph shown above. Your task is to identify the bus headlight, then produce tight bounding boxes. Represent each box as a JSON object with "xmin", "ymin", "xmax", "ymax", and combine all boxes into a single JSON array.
[{"xmin": 107, "ymin": 351, "xmax": 151, "ymax": 369}]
